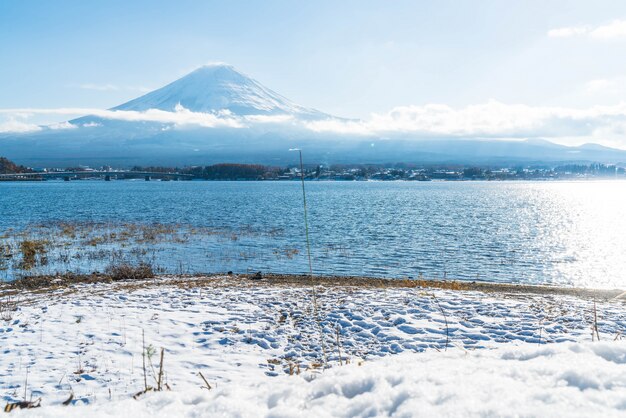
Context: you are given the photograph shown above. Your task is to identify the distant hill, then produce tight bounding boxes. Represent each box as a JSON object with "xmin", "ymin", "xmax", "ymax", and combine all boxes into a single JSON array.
[
  {"xmin": 2, "ymin": 64, "xmax": 626, "ymax": 167},
  {"xmin": 0, "ymin": 156, "xmax": 30, "ymax": 174}
]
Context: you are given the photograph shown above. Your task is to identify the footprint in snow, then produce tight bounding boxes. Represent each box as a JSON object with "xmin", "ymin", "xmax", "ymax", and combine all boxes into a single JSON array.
[{"xmin": 397, "ymin": 325, "xmax": 423, "ymax": 334}]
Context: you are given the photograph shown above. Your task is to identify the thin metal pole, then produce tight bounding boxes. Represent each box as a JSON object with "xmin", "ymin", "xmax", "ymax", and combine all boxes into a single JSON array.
[
  {"xmin": 298, "ymin": 150, "xmax": 313, "ymax": 276},
  {"xmin": 291, "ymin": 149, "xmax": 325, "ymax": 365}
]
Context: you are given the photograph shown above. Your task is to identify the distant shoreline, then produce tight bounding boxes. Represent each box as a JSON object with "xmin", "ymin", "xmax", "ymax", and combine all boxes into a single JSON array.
[
  {"xmin": 3, "ymin": 157, "xmax": 625, "ymax": 181},
  {"xmin": 3, "ymin": 176, "xmax": 626, "ymax": 183}
]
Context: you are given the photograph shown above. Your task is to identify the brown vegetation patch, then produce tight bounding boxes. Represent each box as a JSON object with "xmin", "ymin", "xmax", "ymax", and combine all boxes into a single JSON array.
[
  {"xmin": 18, "ymin": 239, "xmax": 48, "ymax": 269},
  {"xmin": 106, "ymin": 263, "xmax": 154, "ymax": 281}
]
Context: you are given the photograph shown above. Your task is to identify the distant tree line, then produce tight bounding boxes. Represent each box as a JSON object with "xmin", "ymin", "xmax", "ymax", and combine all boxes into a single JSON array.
[
  {"xmin": 4, "ymin": 158, "xmax": 623, "ymax": 180},
  {"xmin": 553, "ymin": 163, "xmax": 619, "ymax": 175},
  {"xmin": 0, "ymin": 157, "xmax": 31, "ymax": 174},
  {"xmin": 131, "ymin": 163, "xmax": 284, "ymax": 180},
  {"xmin": 127, "ymin": 162, "xmax": 625, "ymax": 180}
]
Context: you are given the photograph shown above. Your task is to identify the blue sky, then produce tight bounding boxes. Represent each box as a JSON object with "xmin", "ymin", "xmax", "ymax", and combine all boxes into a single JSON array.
[{"xmin": 3, "ymin": 0, "xmax": 626, "ymax": 146}]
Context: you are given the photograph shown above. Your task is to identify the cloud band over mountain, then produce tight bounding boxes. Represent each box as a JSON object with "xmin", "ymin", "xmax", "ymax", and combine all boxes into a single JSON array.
[{"xmin": 3, "ymin": 100, "xmax": 626, "ymax": 148}]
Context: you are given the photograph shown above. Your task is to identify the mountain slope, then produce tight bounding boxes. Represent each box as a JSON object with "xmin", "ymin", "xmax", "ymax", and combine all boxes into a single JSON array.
[{"xmin": 111, "ymin": 63, "xmax": 327, "ymax": 119}]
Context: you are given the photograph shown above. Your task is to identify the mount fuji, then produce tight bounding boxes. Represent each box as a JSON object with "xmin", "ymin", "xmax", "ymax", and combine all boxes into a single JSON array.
[
  {"xmin": 109, "ymin": 64, "xmax": 327, "ymax": 118},
  {"xmin": 2, "ymin": 64, "xmax": 626, "ymax": 167}
]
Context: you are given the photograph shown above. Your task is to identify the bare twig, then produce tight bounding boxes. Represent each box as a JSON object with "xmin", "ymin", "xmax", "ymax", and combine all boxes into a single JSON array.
[
  {"xmin": 593, "ymin": 300, "xmax": 600, "ymax": 341},
  {"xmin": 142, "ymin": 330, "xmax": 147, "ymax": 391},
  {"xmin": 198, "ymin": 372, "xmax": 212, "ymax": 390},
  {"xmin": 23, "ymin": 367, "xmax": 29, "ymax": 401},
  {"xmin": 62, "ymin": 393, "xmax": 74, "ymax": 406},
  {"xmin": 335, "ymin": 325, "xmax": 343, "ymax": 366},
  {"xmin": 432, "ymin": 294, "xmax": 449, "ymax": 351},
  {"xmin": 157, "ymin": 348, "xmax": 164, "ymax": 391},
  {"xmin": 133, "ymin": 387, "xmax": 153, "ymax": 400}
]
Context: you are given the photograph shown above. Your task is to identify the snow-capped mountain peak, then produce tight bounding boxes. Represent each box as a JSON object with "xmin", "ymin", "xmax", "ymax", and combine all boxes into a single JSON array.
[{"xmin": 112, "ymin": 63, "xmax": 327, "ymax": 119}]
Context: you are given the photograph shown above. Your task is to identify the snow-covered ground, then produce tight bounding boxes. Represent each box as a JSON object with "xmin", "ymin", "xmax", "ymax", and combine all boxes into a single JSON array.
[
  {"xmin": 19, "ymin": 343, "xmax": 626, "ymax": 418},
  {"xmin": 1, "ymin": 275, "xmax": 625, "ymax": 416}
]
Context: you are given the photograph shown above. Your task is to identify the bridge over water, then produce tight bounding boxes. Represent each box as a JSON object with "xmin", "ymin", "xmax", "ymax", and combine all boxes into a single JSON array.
[{"xmin": 0, "ymin": 171, "xmax": 194, "ymax": 181}]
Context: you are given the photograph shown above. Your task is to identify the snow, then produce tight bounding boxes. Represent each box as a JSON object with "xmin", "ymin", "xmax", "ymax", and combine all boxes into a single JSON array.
[
  {"xmin": 13, "ymin": 343, "xmax": 626, "ymax": 417},
  {"xmin": 112, "ymin": 64, "xmax": 327, "ymax": 119},
  {"xmin": 1, "ymin": 276, "xmax": 625, "ymax": 416}
]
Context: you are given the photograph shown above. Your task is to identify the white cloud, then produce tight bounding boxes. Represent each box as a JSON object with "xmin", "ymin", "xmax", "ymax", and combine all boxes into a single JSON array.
[
  {"xmin": 305, "ymin": 118, "xmax": 371, "ymax": 135},
  {"xmin": 4, "ymin": 102, "xmax": 626, "ymax": 148},
  {"xmin": 48, "ymin": 121, "xmax": 77, "ymax": 130},
  {"xmin": 0, "ymin": 105, "xmax": 301, "ymax": 130},
  {"xmin": 0, "ymin": 106, "xmax": 244, "ymax": 130},
  {"xmin": 584, "ymin": 76, "xmax": 626, "ymax": 94},
  {"xmin": 590, "ymin": 19, "xmax": 626, "ymax": 39},
  {"xmin": 244, "ymin": 114, "xmax": 294, "ymax": 123},
  {"xmin": 305, "ymin": 100, "xmax": 626, "ymax": 147},
  {"xmin": 94, "ymin": 107, "xmax": 244, "ymax": 128},
  {"xmin": 0, "ymin": 119, "xmax": 42, "ymax": 133},
  {"xmin": 548, "ymin": 19, "xmax": 626, "ymax": 39},
  {"xmin": 548, "ymin": 26, "xmax": 591, "ymax": 38}
]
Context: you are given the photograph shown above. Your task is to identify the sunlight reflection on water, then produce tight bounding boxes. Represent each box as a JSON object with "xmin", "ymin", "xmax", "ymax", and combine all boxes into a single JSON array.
[{"xmin": 533, "ymin": 182, "xmax": 626, "ymax": 288}]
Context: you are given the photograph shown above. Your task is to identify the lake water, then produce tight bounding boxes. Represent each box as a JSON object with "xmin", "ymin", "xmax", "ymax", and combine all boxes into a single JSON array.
[{"xmin": 1, "ymin": 180, "xmax": 625, "ymax": 289}]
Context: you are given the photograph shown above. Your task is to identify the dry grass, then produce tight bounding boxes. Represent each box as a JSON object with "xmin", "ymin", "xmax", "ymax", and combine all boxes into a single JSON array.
[
  {"xmin": 3, "ymin": 263, "xmax": 153, "ymax": 295},
  {"xmin": 272, "ymin": 248, "xmax": 300, "ymax": 259},
  {"xmin": 2, "ymin": 271, "xmax": 624, "ymax": 302},
  {"xmin": 7, "ymin": 272, "xmax": 110, "ymax": 292},
  {"xmin": 1, "ymin": 221, "xmax": 282, "ymax": 281},
  {"xmin": 18, "ymin": 239, "xmax": 48, "ymax": 269},
  {"xmin": 105, "ymin": 263, "xmax": 154, "ymax": 281},
  {"xmin": 0, "ymin": 295, "xmax": 18, "ymax": 321}
]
